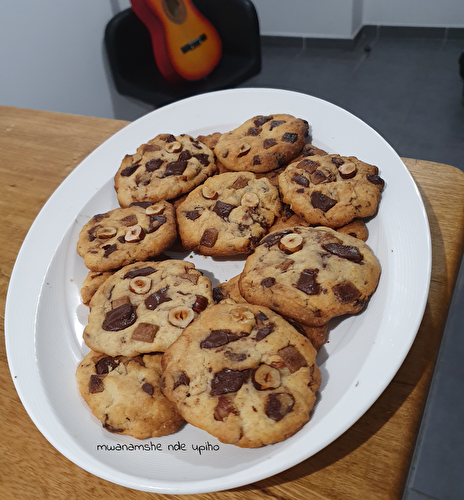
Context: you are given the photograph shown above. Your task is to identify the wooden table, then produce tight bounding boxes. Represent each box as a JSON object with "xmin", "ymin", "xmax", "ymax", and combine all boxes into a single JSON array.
[{"xmin": 1, "ymin": 106, "xmax": 463, "ymax": 500}]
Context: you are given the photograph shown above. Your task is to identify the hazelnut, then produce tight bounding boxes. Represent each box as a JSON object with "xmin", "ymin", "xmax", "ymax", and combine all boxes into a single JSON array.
[
  {"xmin": 164, "ymin": 141, "xmax": 182, "ymax": 153},
  {"xmin": 237, "ymin": 142, "xmax": 251, "ymax": 157},
  {"xmin": 168, "ymin": 306, "xmax": 195, "ymax": 328},
  {"xmin": 202, "ymin": 186, "xmax": 218, "ymax": 200},
  {"xmin": 145, "ymin": 204, "xmax": 165, "ymax": 215},
  {"xmin": 241, "ymin": 192, "xmax": 259, "ymax": 208},
  {"xmin": 96, "ymin": 226, "xmax": 117, "ymax": 239},
  {"xmin": 279, "ymin": 233, "xmax": 303, "ymax": 252},
  {"xmin": 230, "ymin": 306, "xmax": 255, "ymax": 323},
  {"xmin": 129, "ymin": 276, "xmax": 151, "ymax": 295},
  {"xmin": 253, "ymin": 364, "xmax": 281, "ymax": 390},
  {"xmin": 338, "ymin": 162, "xmax": 357, "ymax": 179},
  {"xmin": 125, "ymin": 225, "xmax": 144, "ymax": 242}
]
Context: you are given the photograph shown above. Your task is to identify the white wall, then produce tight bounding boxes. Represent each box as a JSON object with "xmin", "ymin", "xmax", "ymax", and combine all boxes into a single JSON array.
[{"xmin": 1, "ymin": 0, "xmax": 463, "ymax": 121}]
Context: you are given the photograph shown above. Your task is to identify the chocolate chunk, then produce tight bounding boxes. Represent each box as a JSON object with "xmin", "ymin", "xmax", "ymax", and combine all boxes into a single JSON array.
[
  {"xmin": 291, "ymin": 174, "xmax": 309, "ymax": 187},
  {"xmin": 282, "ymin": 132, "xmax": 298, "ymax": 143},
  {"xmin": 142, "ymin": 144, "xmax": 161, "ymax": 154},
  {"xmin": 331, "ymin": 157, "xmax": 345, "ymax": 167},
  {"xmin": 254, "ymin": 115, "xmax": 272, "ymax": 127},
  {"xmin": 102, "ymin": 302, "xmax": 136, "ymax": 331},
  {"xmin": 246, "ymin": 127, "xmax": 261, "ymax": 136},
  {"xmin": 265, "ymin": 393, "xmax": 295, "ymax": 421},
  {"xmin": 131, "ymin": 322, "xmax": 159, "ymax": 342},
  {"xmin": 184, "ymin": 209, "xmax": 201, "ymax": 221},
  {"xmin": 200, "ymin": 228, "xmax": 218, "ymax": 248},
  {"xmin": 111, "ymin": 296, "xmax": 130, "ymax": 309},
  {"xmin": 231, "ymin": 176, "xmax": 249, "ymax": 189},
  {"xmin": 91, "ymin": 213, "xmax": 110, "ymax": 223},
  {"xmin": 295, "ymin": 269, "xmax": 320, "ymax": 295},
  {"xmin": 261, "ymin": 277, "xmax": 276, "ymax": 288},
  {"xmin": 278, "ymin": 346, "xmax": 308, "ymax": 373},
  {"xmin": 123, "ymin": 266, "xmax": 156, "ymax": 279},
  {"xmin": 269, "ymin": 120, "xmax": 285, "ymax": 130},
  {"xmin": 274, "ymin": 152, "xmax": 287, "ymax": 167},
  {"xmin": 311, "ymin": 170, "xmax": 327, "ymax": 185},
  {"xmin": 103, "ymin": 422, "xmax": 124, "ymax": 433},
  {"xmin": 95, "ymin": 356, "xmax": 121, "ymax": 375},
  {"xmin": 210, "ymin": 368, "xmax": 251, "ymax": 396},
  {"xmin": 129, "ymin": 201, "xmax": 153, "ymax": 209},
  {"xmin": 164, "ymin": 160, "xmax": 188, "ymax": 176},
  {"xmin": 178, "ymin": 150, "xmax": 192, "ymax": 161},
  {"xmin": 145, "ymin": 158, "xmax": 163, "ymax": 172},
  {"xmin": 252, "ymin": 155, "xmax": 261, "ymax": 166},
  {"xmin": 89, "ymin": 374, "xmax": 104, "ymax": 394},
  {"xmin": 173, "ymin": 372, "xmax": 190, "ymax": 390},
  {"xmin": 120, "ymin": 164, "xmax": 140, "ymax": 177},
  {"xmin": 298, "ymin": 158, "xmax": 319, "ymax": 173},
  {"xmin": 193, "ymin": 153, "xmax": 210, "ymax": 166},
  {"xmin": 102, "ymin": 244, "xmax": 118, "ymax": 258},
  {"xmin": 142, "ymin": 382, "xmax": 154, "ymax": 396},
  {"xmin": 322, "ymin": 243, "xmax": 363, "ymax": 263},
  {"xmin": 192, "ymin": 295, "xmax": 208, "ymax": 312},
  {"xmin": 214, "ymin": 395, "xmax": 238, "ymax": 421},
  {"xmin": 200, "ymin": 330, "xmax": 241, "ymax": 349},
  {"xmin": 263, "ymin": 138, "xmax": 277, "ymax": 149},
  {"xmin": 213, "ymin": 200, "xmax": 236, "ymax": 220},
  {"xmin": 310, "ymin": 191, "xmax": 337, "ymax": 212},
  {"xmin": 366, "ymin": 173, "xmax": 385, "ymax": 188},
  {"xmin": 212, "ymin": 286, "xmax": 227, "ymax": 303},
  {"xmin": 145, "ymin": 286, "xmax": 172, "ymax": 310},
  {"xmin": 88, "ymin": 225, "xmax": 101, "ymax": 242},
  {"xmin": 120, "ymin": 214, "xmax": 138, "ymax": 227},
  {"xmin": 147, "ymin": 215, "xmax": 166, "ymax": 233},
  {"xmin": 332, "ymin": 280, "xmax": 361, "ymax": 302},
  {"xmin": 256, "ymin": 322, "xmax": 276, "ymax": 341},
  {"xmin": 260, "ymin": 229, "xmax": 294, "ymax": 248},
  {"xmin": 164, "ymin": 134, "xmax": 176, "ymax": 143},
  {"xmin": 224, "ymin": 351, "xmax": 247, "ymax": 362}
]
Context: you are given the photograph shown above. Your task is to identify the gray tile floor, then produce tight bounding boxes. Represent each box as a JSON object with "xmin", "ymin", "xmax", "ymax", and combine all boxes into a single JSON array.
[{"xmin": 239, "ymin": 29, "xmax": 464, "ymax": 500}]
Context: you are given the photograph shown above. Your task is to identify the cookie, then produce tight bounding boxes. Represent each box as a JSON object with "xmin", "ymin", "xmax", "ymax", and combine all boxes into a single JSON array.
[
  {"xmin": 238, "ymin": 226, "xmax": 381, "ymax": 327},
  {"xmin": 77, "ymin": 351, "xmax": 184, "ymax": 439},
  {"xmin": 161, "ymin": 303, "xmax": 321, "ymax": 448},
  {"xmin": 76, "ymin": 202, "xmax": 177, "ymax": 272},
  {"xmin": 83, "ymin": 260, "xmax": 214, "ymax": 356},
  {"xmin": 278, "ymin": 154, "xmax": 385, "ymax": 228},
  {"xmin": 114, "ymin": 133, "xmax": 216, "ymax": 207},
  {"xmin": 81, "ymin": 270, "xmax": 114, "ymax": 306},
  {"xmin": 176, "ymin": 172, "xmax": 281, "ymax": 256},
  {"xmin": 214, "ymin": 114, "xmax": 309, "ymax": 173},
  {"xmin": 212, "ymin": 275, "xmax": 329, "ymax": 351}
]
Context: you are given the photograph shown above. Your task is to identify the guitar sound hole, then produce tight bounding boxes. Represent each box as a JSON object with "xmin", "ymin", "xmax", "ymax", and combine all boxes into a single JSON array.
[{"xmin": 164, "ymin": 0, "xmax": 183, "ymax": 22}]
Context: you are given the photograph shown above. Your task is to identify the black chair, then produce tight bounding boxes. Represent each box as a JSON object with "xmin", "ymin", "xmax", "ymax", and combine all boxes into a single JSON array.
[{"xmin": 104, "ymin": 0, "xmax": 261, "ymax": 108}]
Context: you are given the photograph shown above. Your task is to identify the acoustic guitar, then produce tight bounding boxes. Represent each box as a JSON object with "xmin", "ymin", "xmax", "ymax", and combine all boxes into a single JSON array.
[{"xmin": 130, "ymin": 0, "xmax": 222, "ymax": 82}]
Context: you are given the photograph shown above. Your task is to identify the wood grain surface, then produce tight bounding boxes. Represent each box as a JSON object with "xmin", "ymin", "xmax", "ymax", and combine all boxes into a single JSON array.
[{"xmin": 1, "ymin": 106, "xmax": 463, "ymax": 500}]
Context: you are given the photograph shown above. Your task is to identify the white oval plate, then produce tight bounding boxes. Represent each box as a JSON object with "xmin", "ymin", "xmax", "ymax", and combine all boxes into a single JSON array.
[{"xmin": 5, "ymin": 88, "xmax": 431, "ymax": 494}]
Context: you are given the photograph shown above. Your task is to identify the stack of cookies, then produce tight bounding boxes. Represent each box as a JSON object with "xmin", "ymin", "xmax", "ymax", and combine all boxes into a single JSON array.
[{"xmin": 76, "ymin": 114, "xmax": 384, "ymax": 447}]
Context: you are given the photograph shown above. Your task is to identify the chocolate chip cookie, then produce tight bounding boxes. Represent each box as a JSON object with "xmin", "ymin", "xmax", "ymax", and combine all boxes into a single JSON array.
[
  {"xmin": 161, "ymin": 303, "xmax": 321, "ymax": 448},
  {"xmin": 83, "ymin": 260, "xmax": 213, "ymax": 356},
  {"xmin": 114, "ymin": 133, "xmax": 216, "ymax": 207},
  {"xmin": 214, "ymin": 114, "xmax": 309, "ymax": 173},
  {"xmin": 77, "ymin": 351, "xmax": 184, "ymax": 439},
  {"xmin": 238, "ymin": 226, "xmax": 381, "ymax": 327},
  {"xmin": 278, "ymin": 154, "xmax": 385, "ymax": 228},
  {"xmin": 77, "ymin": 202, "xmax": 177, "ymax": 272},
  {"xmin": 176, "ymin": 171, "xmax": 281, "ymax": 256}
]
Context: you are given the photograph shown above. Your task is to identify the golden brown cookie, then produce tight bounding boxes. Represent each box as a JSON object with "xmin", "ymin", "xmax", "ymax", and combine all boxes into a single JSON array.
[
  {"xmin": 114, "ymin": 133, "xmax": 216, "ymax": 207},
  {"xmin": 238, "ymin": 226, "xmax": 381, "ymax": 327},
  {"xmin": 161, "ymin": 303, "xmax": 321, "ymax": 448},
  {"xmin": 83, "ymin": 260, "xmax": 213, "ymax": 356},
  {"xmin": 77, "ymin": 351, "xmax": 184, "ymax": 439},
  {"xmin": 214, "ymin": 114, "xmax": 309, "ymax": 173},
  {"xmin": 76, "ymin": 202, "xmax": 176, "ymax": 272},
  {"xmin": 278, "ymin": 154, "xmax": 385, "ymax": 228},
  {"xmin": 176, "ymin": 171, "xmax": 281, "ymax": 256}
]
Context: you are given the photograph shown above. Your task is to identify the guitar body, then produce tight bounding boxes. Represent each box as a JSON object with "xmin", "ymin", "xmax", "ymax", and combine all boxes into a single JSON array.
[{"xmin": 142, "ymin": 0, "xmax": 222, "ymax": 81}]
